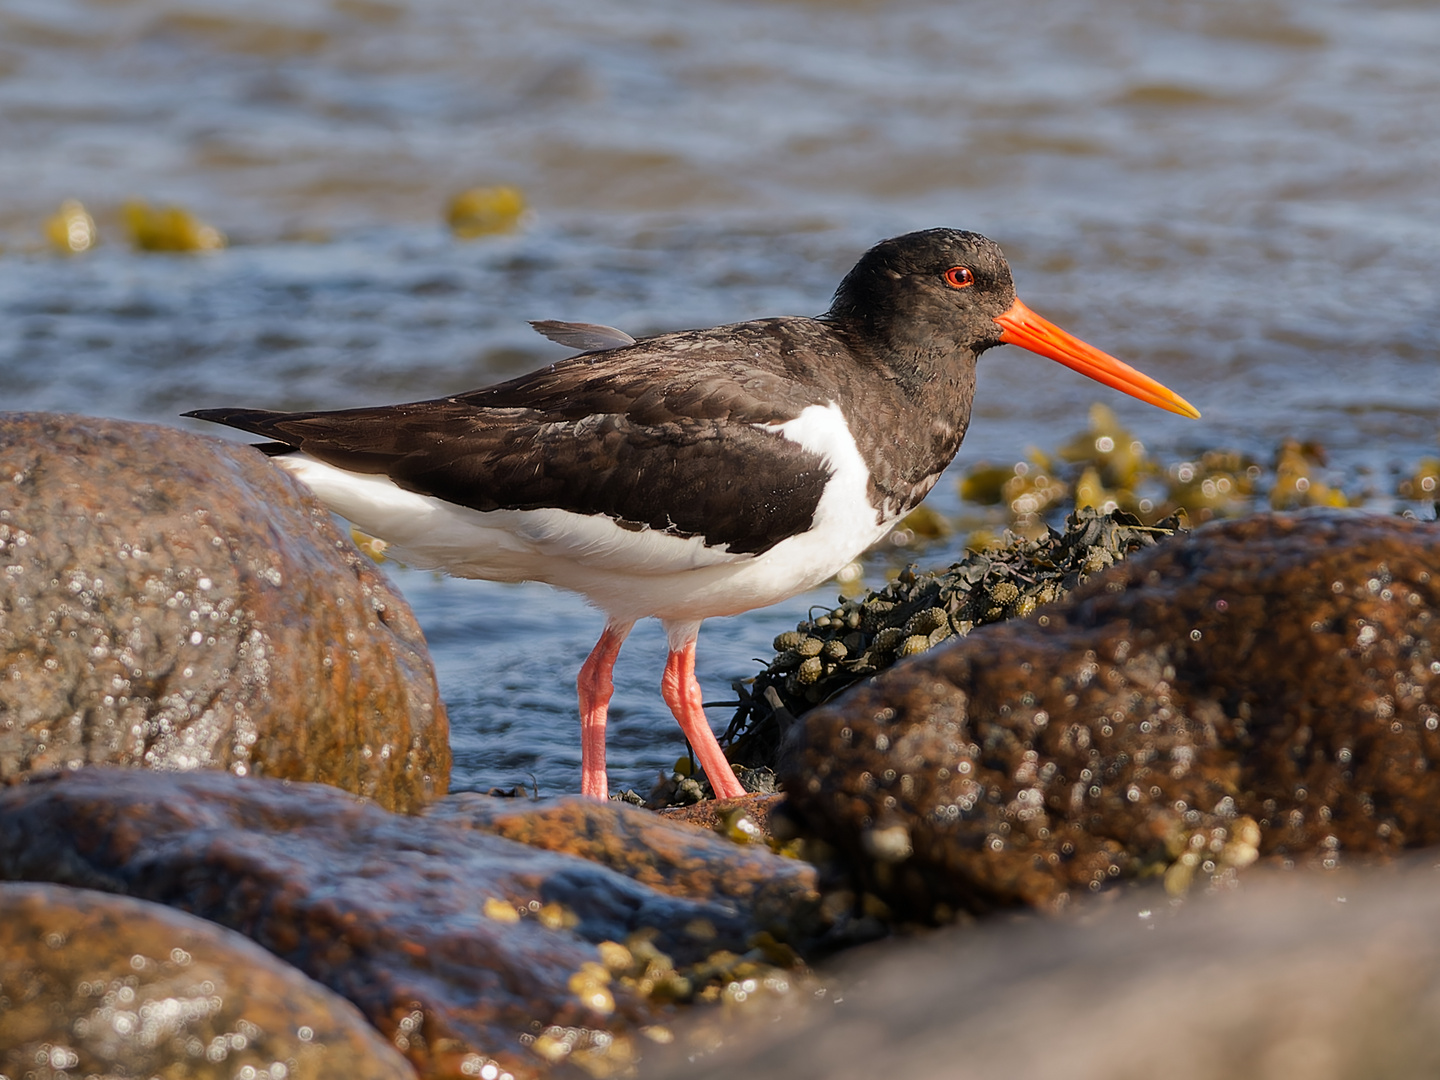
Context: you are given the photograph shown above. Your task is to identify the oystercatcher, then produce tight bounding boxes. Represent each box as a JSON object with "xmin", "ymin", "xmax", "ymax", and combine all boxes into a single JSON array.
[{"xmin": 187, "ymin": 228, "xmax": 1199, "ymax": 801}]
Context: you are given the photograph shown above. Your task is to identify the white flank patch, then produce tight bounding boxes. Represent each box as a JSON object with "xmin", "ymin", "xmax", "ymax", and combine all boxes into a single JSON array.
[
  {"xmin": 273, "ymin": 403, "xmax": 889, "ymax": 625},
  {"xmin": 720, "ymin": 401, "xmax": 892, "ymax": 602}
]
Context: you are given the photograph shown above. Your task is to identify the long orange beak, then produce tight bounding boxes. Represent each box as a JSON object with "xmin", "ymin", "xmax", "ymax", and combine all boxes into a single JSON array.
[{"xmin": 994, "ymin": 298, "xmax": 1201, "ymax": 419}]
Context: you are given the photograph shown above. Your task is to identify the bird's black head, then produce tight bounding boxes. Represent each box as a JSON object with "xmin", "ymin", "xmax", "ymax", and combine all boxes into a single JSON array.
[
  {"xmin": 826, "ymin": 228, "xmax": 1018, "ymax": 361},
  {"xmin": 824, "ymin": 227, "xmax": 1203, "ymax": 417}
]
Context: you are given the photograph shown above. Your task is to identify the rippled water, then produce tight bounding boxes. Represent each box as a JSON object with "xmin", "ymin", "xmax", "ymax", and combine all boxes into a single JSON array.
[{"xmin": 2, "ymin": 0, "xmax": 1438, "ymax": 794}]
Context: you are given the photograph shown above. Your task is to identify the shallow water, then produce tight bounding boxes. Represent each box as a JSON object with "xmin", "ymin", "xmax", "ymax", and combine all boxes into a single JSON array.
[{"xmin": 2, "ymin": 0, "xmax": 1437, "ymax": 794}]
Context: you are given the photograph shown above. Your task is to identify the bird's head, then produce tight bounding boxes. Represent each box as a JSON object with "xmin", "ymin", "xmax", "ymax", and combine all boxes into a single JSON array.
[{"xmin": 828, "ymin": 228, "xmax": 1200, "ymax": 418}]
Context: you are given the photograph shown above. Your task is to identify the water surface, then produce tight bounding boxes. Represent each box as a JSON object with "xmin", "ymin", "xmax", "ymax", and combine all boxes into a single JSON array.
[{"xmin": 2, "ymin": 0, "xmax": 1437, "ymax": 793}]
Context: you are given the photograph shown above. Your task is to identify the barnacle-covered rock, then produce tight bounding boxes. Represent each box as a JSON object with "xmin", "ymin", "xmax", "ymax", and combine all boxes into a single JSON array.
[
  {"xmin": 0, "ymin": 882, "xmax": 412, "ymax": 1079},
  {"xmin": 780, "ymin": 512, "xmax": 1440, "ymax": 923},
  {"xmin": 0, "ymin": 412, "xmax": 448, "ymax": 811},
  {"xmin": 0, "ymin": 770, "xmax": 820, "ymax": 1079}
]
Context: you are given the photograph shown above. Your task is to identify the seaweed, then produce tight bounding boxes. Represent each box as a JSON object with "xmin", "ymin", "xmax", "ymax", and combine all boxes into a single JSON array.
[{"xmin": 720, "ymin": 507, "xmax": 1186, "ymax": 771}]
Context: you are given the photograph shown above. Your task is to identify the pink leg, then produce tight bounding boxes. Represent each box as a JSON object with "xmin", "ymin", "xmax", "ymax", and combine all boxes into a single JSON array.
[
  {"xmin": 577, "ymin": 621, "xmax": 632, "ymax": 800},
  {"xmin": 661, "ymin": 637, "xmax": 746, "ymax": 801}
]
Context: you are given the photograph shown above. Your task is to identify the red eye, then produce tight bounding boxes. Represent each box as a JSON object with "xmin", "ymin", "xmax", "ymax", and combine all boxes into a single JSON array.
[{"xmin": 944, "ymin": 266, "xmax": 975, "ymax": 289}]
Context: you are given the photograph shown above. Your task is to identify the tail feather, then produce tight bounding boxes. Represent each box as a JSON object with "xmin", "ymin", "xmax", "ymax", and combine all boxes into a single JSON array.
[{"xmin": 184, "ymin": 408, "xmax": 300, "ymax": 456}]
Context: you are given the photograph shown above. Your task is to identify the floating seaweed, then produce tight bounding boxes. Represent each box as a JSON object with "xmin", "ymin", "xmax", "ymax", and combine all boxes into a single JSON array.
[
  {"xmin": 1397, "ymin": 457, "xmax": 1440, "ymax": 502},
  {"xmin": 123, "ymin": 200, "xmax": 226, "ymax": 252},
  {"xmin": 447, "ymin": 185, "xmax": 526, "ymax": 238},
  {"xmin": 719, "ymin": 506, "xmax": 1185, "ymax": 774},
  {"xmin": 44, "ymin": 199, "xmax": 97, "ymax": 254},
  {"xmin": 951, "ymin": 405, "xmax": 1382, "ymax": 542},
  {"xmin": 1268, "ymin": 438, "xmax": 1348, "ymax": 510}
]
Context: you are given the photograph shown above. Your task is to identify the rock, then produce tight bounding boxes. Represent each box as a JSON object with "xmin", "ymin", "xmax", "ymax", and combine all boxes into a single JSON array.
[
  {"xmin": 0, "ymin": 412, "xmax": 448, "ymax": 811},
  {"xmin": 645, "ymin": 864, "xmax": 1440, "ymax": 1080},
  {"xmin": 0, "ymin": 881, "xmax": 413, "ymax": 1080},
  {"xmin": 656, "ymin": 792, "xmax": 788, "ymax": 843},
  {"xmin": 429, "ymin": 792, "xmax": 817, "ymax": 939},
  {"xmin": 780, "ymin": 512, "xmax": 1440, "ymax": 921},
  {"xmin": 0, "ymin": 768, "xmax": 817, "ymax": 1080}
]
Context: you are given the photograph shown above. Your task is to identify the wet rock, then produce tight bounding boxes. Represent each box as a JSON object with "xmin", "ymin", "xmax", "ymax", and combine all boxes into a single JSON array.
[
  {"xmin": 780, "ymin": 512, "xmax": 1440, "ymax": 920},
  {"xmin": 0, "ymin": 881, "xmax": 413, "ymax": 1079},
  {"xmin": 0, "ymin": 768, "xmax": 814, "ymax": 1080},
  {"xmin": 429, "ymin": 792, "xmax": 816, "ymax": 937},
  {"xmin": 0, "ymin": 412, "xmax": 448, "ymax": 811},
  {"xmin": 648, "ymin": 864, "xmax": 1440, "ymax": 1080},
  {"xmin": 656, "ymin": 792, "xmax": 788, "ymax": 843}
]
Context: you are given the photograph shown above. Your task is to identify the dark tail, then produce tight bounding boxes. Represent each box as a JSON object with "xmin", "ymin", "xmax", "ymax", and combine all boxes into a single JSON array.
[{"xmin": 184, "ymin": 408, "xmax": 299, "ymax": 457}]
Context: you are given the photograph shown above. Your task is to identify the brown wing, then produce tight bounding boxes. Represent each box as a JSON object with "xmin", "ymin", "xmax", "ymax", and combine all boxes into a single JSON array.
[{"xmin": 186, "ymin": 322, "xmax": 852, "ymax": 555}]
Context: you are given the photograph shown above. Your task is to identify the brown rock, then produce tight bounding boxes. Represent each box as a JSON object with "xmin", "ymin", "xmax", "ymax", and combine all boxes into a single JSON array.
[
  {"xmin": 647, "ymin": 865, "xmax": 1440, "ymax": 1080},
  {"xmin": 429, "ymin": 792, "xmax": 816, "ymax": 938},
  {"xmin": 0, "ymin": 881, "xmax": 413, "ymax": 1079},
  {"xmin": 780, "ymin": 512, "xmax": 1440, "ymax": 920},
  {"xmin": 0, "ymin": 768, "xmax": 815, "ymax": 1080},
  {"xmin": 657, "ymin": 792, "xmax": 788, "ymax": 840},
  {"xmin": 0, "ymin": 412, "xmax": 448, "ymax": 811}
]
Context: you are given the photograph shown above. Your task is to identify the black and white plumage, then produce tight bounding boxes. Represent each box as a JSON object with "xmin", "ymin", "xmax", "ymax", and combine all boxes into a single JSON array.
[{"xmin": 186, "ymin": 228, "xmax": 1199, "ymax": 801}]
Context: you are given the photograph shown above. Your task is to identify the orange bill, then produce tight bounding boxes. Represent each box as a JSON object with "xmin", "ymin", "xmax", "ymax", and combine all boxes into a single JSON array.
[{"xmin": 994, "ymin": 298, "xmax": 1201, "ymax": 419}]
